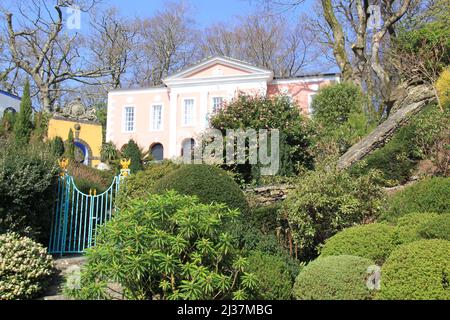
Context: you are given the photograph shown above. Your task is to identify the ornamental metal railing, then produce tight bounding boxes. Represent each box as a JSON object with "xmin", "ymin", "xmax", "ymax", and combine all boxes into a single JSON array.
[{"xmin": 48, "ymin": 159, "xmax": 130, "ymax": 255}]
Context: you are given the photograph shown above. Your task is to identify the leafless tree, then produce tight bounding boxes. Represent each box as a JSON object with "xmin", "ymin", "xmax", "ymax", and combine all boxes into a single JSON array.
[
  {"xmin": 3, "ymin": 0, "xmax": 108, "ymax": 112},
  {"xmin": 88, "ymin": 7, "xmax": 138, "ymax": 89},
  {"xmin": 258, "ymin": 0, "xmax": 422, "ymax": 118},
  {"xmin": 132, "ymin": 1, "xmax": 199, "ymax": 86},
  {"xmin": 201, "ymin": 12, "xmax": 319, "ymax": 77},
  {"xmin": 0, "ymin": 32, "xmax": 19, "ymax": 93}
]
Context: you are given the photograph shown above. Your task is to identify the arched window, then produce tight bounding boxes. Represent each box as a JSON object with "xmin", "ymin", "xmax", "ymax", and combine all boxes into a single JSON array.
[
  {"xmin": 4, "ymin": 107, "xmax": 17, "ymax": 114},
  {"xmin": 150, "ymin": 143, "xmax": 164, "ymax": 161},
  {"xmin": 181, "ymin": 138, "xmax": 195, "ymax": 161}
]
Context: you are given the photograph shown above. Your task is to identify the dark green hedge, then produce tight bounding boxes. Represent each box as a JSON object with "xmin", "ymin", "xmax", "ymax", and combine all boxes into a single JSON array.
[
  {"xmin": 246, "ymin": 250, "xmax": 295, "ymax": 300},
  {"xmin": 152, "ymin": 164, "xmax": 249, "ymax": 214},
  {"xmin": 0, "ymin": 142, "xmax": 58, "ymax": 244},
  {"xmin": 116, "ymin": 161, "xmax": 180, "ymax": 207},
  {"xmin": 248, "ymin": 203, "xmax": 281, "ymax": 234}
]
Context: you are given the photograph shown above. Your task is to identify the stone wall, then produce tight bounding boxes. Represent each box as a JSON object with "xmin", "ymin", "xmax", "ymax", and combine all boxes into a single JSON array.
[{"xmin": 245, "ymin": 185, "xmax": 295, "ymax": 206}]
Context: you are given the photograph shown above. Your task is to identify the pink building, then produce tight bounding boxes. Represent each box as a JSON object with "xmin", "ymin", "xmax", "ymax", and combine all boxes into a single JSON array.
[{"xmin": 107, "ymin": 56, "xmax": 340, "ymax": 160}]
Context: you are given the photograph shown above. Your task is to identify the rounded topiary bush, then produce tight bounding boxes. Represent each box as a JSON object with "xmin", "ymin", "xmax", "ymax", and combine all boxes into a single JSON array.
[
  {"xmin": 392, "ymin": 212, "xmax": 440, "ymax": 245},
  {"xmin": 377, "ymin": 239, "xmax": 450, "ymax": 300},
  {"xmin": 293, "ymin": 255, "xmax": 376, "ymax": 300},
  {"xmin": 382, "ymin": 177, "xmax": 450, "ymax": 222},
  {"xmin": 152, "ymin": 164, "xmax": 248, "ymax": 213},
  {"xmin": 0, "ymin": 233, "xmax": 54, "ymax": 300},
  {"xmin": 418, "ymin": 215, "xmax": 450, "ymax": 241},
  {"xmin": 246, "ymin": 251, "xmax": 295, "ymax": 300},
  {"xmin": 116, "ymin": 161, "xmax": 180, "ymax": 207},
  {"xmin": 320, "ymin": 223, "xmax": 396, "ymax": 264}
]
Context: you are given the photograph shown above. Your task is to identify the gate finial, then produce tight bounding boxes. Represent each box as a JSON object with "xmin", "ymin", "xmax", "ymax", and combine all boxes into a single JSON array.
[
  {"xmin": 120, "ymin": 158, "xmax": 131, "ymax": 177},
  {"xmin": 58, "ymin": 158, "xmax": 69, "ymax": 176}
]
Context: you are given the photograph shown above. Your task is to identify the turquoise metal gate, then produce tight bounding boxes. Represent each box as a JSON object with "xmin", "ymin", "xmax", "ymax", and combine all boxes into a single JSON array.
[{"xmin": 48, "ymin": 159, "xmax": 130, "ymax": 255}]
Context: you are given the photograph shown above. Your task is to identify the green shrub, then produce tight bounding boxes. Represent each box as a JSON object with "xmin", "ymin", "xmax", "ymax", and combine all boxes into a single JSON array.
[
  {"xmin": 281, "ymin": 163, "xmax": 385, "ymax": 258},
  {"xmin": 248, "ymin": 203, "xmax": 281, "ymax": 234},
  {"xmin": 320, "ymin": 223, "xmax": 396, "ymax": 264},
  {"xmin": 351, "ymin": 124, "xmax": 418, "ymax": 185},
  {"xmin": 100, "ymin": 142, "xmax": 118, "ymax": 164},
  {"xmin": 352, "ymin": 104, "xmax": 449, "ymax": 185},
  {"xmin": 246, "ymin": 251, "xmax": 295, "ymax": 300},
  {"xmin": 121, "ymin": 139, "xmax": 144, "ymax": 173},
  {"xmin": 152, "ymin": 164, "xmax": 249, "ymax": 213},
  {"xmin": 0, "ymin": 233, "xmax": 54, "ymax": 300},
  {"xmin": 418, "ymin": 215, "xmax": 450, "ymax": 241},
  {"xmin": 50, "ymin": 136, "xmax": 65, "ymax": 157},
  {"xmin": 293, "ymin": 255, "xmax": 376, "ymax": 300},
  {"xmin": 392, "ymin": 212, "xmax": 440, "ymax": 245},
  {"xmin": 311, "ymin": 82, "xmax": 371, "ymax": 154},
  {"xmin": 382, "ymin": 177, "xmax": 450, "ymax": 222},
  {"xmin": 0, "ymin": 109, "xmax": 16, "ymax": 136},
  {"xmin": 411, "ymin": 104, "xmax": 449, "ymax": 162},
  {"xmin": 66, "ymin": 129, "xmax": 75, "ymax": 160},
  {"xmin": 14, "ymin": 80, "xmax": 33, "ymax": 145},
  {"xmin": 116, "ymin": 161, "xmax": 180, "ymax": 207},
  {"xmin": 66, "ymin": 192, "xmax": 257, "ymax": 300},
  {"xmin": 210, "ymin": 94, "xmax": 314, "ymax": 182},
  {"xmin": 235, "ymin": 227, "xmax": 299, "ymax": 279},
  {"xmin": 0, "ymin": 141, "xmax": 58, "ymax": 243},
  {"xmin": 312, "ymin": 82, "xmax": 365, "ymax": 131},
  {"xmin": 377, "ymin": 239, "xmax": 450, "ymax": 300},
  {"xmin": 69, "ymin": 163, "xmax": 115, "ymax": 194}
]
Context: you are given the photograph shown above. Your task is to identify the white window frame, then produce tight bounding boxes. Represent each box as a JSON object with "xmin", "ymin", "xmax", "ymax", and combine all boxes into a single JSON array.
[
  {"xmin": 182, "ymin": 98, "xmax": 196, "ymax": 127},
  {"xmin": 211, "ymin": 96, "xmax": 224, "ymax": 114},
  {"xmin": 150, "ymin": 103, "xmax": 164, "ymax": 131},
  {"xmin": 122, "ymin": 105, "xmax": 136, "ymax": 133},
  {"xmin": 308, "ymin": 93, "xmax": 317, "ymax": 116}
]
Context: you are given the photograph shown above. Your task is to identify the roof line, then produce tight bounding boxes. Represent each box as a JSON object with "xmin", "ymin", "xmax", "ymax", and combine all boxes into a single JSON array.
[
  {"xmin": 109, "ymin": 72, "xmax": 341, "ymax": 93},
  {"xmin": 273, "ymin": 72, "xmax": 341, "ymax": 80},
  {"xmin": 0, "ymin": 89, "xmax": 21, "ymax": 101},
  {"xmin": 164, "ymin": 55, "xmax": 273, "ymax": 81},
  {"xmin": 108, "ymin": 85, "xmax": 168, "ymax": 93}
]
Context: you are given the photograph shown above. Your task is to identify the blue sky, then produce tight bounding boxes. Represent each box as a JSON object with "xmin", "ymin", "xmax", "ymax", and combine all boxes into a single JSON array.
[{"xmin": 105, "ymin": 0, "xmax": 315, "ymax": 27}]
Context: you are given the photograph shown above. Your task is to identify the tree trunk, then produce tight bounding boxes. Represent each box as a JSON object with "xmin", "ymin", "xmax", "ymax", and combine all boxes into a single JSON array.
[
  {"xmin": 321, "ymin": 0, "xmax": 354, "ymax": 83},
  {"xmin": 337, "ymin": 84, "xmax": 435, "ymax": 170},
  {"xmin": 39, "ymin": 86, "xmax": 52, "ymax": 113}
]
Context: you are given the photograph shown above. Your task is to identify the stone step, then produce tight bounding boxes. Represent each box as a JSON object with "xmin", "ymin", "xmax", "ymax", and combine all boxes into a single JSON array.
[{"xmin": 37, "ymin": 255, "xmax": 87, "ymax": 300}]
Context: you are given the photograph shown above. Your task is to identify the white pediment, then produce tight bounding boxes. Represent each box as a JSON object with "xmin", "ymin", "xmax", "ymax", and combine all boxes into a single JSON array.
[{"xmin": 163, "ymin": 56, "xmax": 273, "ymax": 87}]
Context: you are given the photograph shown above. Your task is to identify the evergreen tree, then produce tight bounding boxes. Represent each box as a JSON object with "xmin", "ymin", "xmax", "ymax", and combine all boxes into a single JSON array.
[
  {"xmin": 66, "ymin": 129, "xmax": 75, "ymax": 160},
  {"xmin": 14, "ymin": 80, "xmax": 33, "ymax": 145},
  {"xmin": 51, "ymin": 136, "xmax": 65, "ymax": 157},
  {"xmin": 122, "ymin": 139, "xmax": 143, "ymax": 173},
  {"xmin": 0, "ymin": 110, "xmax": 16, "ymax": 136}
]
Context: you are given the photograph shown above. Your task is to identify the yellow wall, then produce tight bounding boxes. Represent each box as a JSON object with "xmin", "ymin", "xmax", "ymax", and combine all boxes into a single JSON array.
[{"xmin": 47, "ymin": 118, "xmax": 103, "ymax": 167}]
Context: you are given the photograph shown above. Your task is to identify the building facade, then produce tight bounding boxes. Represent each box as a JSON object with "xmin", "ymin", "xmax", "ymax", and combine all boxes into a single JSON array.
[
  {"xmin": 0, "ymin": 89, "xmax": 20, "ymax": 116},
  {"xmin": 107, "ymin": 56, "xmax": 340, "ymax": 160}
]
